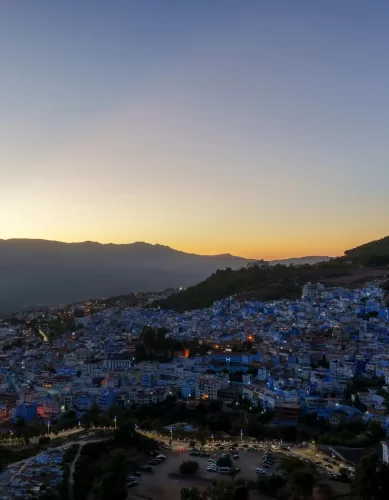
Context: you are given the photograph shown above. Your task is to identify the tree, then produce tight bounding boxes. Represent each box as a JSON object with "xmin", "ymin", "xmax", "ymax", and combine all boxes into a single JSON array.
[
  {"xmin": 181, "ymin": 487, "xmax": 202, "ymax": 500},
  {"xmin": 217, "ymin": 454, "xmax": 233, "ymax": 468},
  {"xmin": 94, "ymin": 450, "xmax": 127, "ymax": 500},
  {"xmin": 179, "ymin": 460, "xmax": 199, "ymax": 475},
  {"xmin": 287, "ymin": 469, "xmax": 316, "ymax": 500},
  {"xmin": 354, "ymin": 453, "xmax": 389, "ymax": 500},
  {"xmin": 205, "ymin": 480, "xmax": 235, "ymax": 500}
]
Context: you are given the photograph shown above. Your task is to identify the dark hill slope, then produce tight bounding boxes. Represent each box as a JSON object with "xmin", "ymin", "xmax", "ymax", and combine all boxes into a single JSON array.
[
  {"xmin": 155, "ymin": 261, "xmax": 353, "ymax": 312},
  {"xmin": 345, "ymin": 236, "xmax": 389, "ymax": 265},
  {"xmin": 156, "ymin": 236, "xmax": 389, "ymax": 312}
]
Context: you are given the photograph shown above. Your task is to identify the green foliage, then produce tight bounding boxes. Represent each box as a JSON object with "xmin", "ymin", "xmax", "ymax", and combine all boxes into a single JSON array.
[
  {"xmin": 287, "ymin": 469, "xmax": 316, "ymax": 500},
  {"xmin": 93, "ymin": 450, "xmax": 127, "ymax": 500},
  {"xmin": 318, "ymin": 419, "xmax": 385, "ymax": 447},
  {"xmin": 181, "ymin": 487, "xmax": 201, "ymax": 500},
  {"xmin": 81, "ymin": 404, "xmax": 111, "ymax": 427},
  {"xmin": 155, "ymin": 261, "xmax": 353, "ymax": 312},
  {"xmin": 114, "ymin": 420, "xmax": 159, "ymax": 452},
  {"xmin": 345, "ymin": 235, "xmax": 389, "ymax": 266},
  {"xmin": 217, "ymin": 454, "xmax": 233, "ymax": 468},
  {"xmin": 204, "ymin": 481, "xmax": 248, "ymax": 500},
  {"xmin": 73, "ymin": 442, "xmax": 108, "ymax": 500},
  {"xmin": 179, "ymin": 460, "xmax": 199, "ymax": 475},
  {"xmin": 135, "ymin": 326, "xmax": 182, "ymax": 360},
  {"xmin": 353, "ymin": 453, "xmax": 389, "ymax": 500}
]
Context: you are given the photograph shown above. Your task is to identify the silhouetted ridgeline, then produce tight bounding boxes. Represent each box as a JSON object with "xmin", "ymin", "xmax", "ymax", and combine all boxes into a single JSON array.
[
  {"xmin": 345, "ymin": 236, "xmax": 389, "ymax": 266},
  {"xmin": 0, "ymin": 238, "xmax": 328, "ymax": 314}
]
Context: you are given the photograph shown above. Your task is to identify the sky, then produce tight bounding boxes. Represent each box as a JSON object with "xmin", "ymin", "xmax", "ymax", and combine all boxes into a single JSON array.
[{"xmin": 1, "ymin": 1, "xmax": 389, "ymax": 259}]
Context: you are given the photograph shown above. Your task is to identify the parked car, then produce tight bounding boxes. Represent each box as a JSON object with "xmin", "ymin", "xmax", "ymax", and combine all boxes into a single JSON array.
[
  {"xmin": 218, "ymin": 467, "xmax": 231, "ymax": 474},
  {"xmin": 127, "ymin": 480, "xmax": 138, "ymax": 487},
  {"xmin": 134, "ymin": 472, "xmax": 142, "ymax": 477},
  {"xmin": 233, "ymin": 454, "xmax": 240, "ymax": 459},
  {"xmin": 149, "ymin": 459, "xmax": 159, "ymax": 465},
  {"xmin": 139, "ymin": 465, "xmax": 152, "ymax": 472},
  {"xmin": 256, "ymin": 468, "xmax": 266, "ymax": 475}
]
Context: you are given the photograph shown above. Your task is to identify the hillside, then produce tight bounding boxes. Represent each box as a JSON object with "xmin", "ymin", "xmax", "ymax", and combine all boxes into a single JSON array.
[
  {"xmin": 0, "ymin": 238, "xmax": 328, "ymax": 315},
  {"xmin": 345, "ymin": 236, "xmax": 389, "ymax": 265},
  {"xmin": 156, "ymin": 237, "xmax": 389, "ymax": 312},
  {"xmin": 155, "ymin": 261, "xmax": 355, "ymax": 312}
]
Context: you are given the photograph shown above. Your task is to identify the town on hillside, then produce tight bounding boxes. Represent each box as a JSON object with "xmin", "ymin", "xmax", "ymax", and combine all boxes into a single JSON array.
[{"xmin": 1, "ymin": 280, "xmax": 389, "ymax": 499}]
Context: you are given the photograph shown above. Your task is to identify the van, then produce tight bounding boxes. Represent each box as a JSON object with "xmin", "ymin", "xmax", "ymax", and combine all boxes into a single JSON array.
[{"xmin": 218, "ymin": 467, "xmax": 231, "ymax": 474}]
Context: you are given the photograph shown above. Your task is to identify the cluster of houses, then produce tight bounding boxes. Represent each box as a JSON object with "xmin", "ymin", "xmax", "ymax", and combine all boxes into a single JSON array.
[{"xmin": 0, "ymin": 282, "xmax": 389, "ymax": 433}]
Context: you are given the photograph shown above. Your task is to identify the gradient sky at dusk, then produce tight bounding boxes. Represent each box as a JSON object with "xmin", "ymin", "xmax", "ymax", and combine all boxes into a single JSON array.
[{"xmin": 1, "ymin": 1, "xmax": 389, "ymax": 259}]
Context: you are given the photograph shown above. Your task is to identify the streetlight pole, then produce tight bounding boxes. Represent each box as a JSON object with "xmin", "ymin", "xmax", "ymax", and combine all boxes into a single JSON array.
[
  {"xmin": 170, "ymin": 426, "xmax": 173, "ymax": 441},
  {"xmin": 47, "ymin": 421, "xmax": 51, "ymax": 435},
  {"xmin": 240, "ymin": 429, "xmax": 243, "ymax": 443},
  {"xmin": 114, "ymin": 416, "xmax": 117, "ymax": 429}
]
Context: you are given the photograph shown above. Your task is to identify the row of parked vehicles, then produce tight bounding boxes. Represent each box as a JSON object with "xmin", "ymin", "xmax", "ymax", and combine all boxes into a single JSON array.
[
  {"xmin": 206, "ymin": 458, "xmax": 240, "ymax": 474},
  {"xmin": 126, "ymin": 472, "xmax": 142, "ymax": 488},
  {"xmin": 148, "ymin": 450, "xmax": 167, "ymax": 466}
]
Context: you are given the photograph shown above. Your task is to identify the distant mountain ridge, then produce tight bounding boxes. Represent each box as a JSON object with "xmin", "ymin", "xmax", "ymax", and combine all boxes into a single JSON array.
[{"xmin": 0, "ymin": 238, "xmax": 329, "ymax": 314}]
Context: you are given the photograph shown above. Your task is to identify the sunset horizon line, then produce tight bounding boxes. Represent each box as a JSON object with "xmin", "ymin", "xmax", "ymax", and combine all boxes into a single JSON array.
[{"xmin": 0, "ymin": 235, "xmax": 339, "ymax": 261}]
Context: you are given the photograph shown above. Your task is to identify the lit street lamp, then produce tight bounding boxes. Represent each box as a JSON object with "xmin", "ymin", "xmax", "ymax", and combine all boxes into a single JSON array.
[
  {"xmin": 240, "ymin": 429, "xmax": 243, "ymax": 442},
  {"xmin": 114, "ymin": 416, "xmax": 117, "ymax": 429},
  {"xmin": 170, "ymin": 426, "xmax": 173, "ymax": 440},
  {"xmin": 47, "ymin": 421, "xmax": 51, "ymax": 435}
]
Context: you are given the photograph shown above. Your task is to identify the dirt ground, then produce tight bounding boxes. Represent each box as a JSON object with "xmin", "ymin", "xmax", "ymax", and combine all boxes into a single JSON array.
[{"xmin": 322, "ymin": 267, "xmax": 387, "ymax": 287}]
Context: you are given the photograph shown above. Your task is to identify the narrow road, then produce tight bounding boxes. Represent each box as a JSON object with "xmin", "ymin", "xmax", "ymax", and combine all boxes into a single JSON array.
[
  {"xmin": 68, "ymin": 443, "xmax": 81, "ymax": 500},
  {"xmin": 38, "ymin": 327, "xmax": 49, "ymax": 342}
]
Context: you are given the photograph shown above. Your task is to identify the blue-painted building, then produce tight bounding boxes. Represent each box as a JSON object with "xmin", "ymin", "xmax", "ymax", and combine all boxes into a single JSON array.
[{"xmin": 14, "ymin": 402, "xmax": 38, "ymax": 423}]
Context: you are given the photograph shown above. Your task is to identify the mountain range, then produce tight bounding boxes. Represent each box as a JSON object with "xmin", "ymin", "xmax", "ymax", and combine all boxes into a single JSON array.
[{"xmin": 0, "ymin": 238, "xmax": 330, "ymax": 314}]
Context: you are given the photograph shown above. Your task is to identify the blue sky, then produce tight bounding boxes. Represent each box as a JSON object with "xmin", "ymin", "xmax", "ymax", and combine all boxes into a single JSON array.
[{"xmin": 1, "ymin": 1, "xmax": 388, "ymax": 258}]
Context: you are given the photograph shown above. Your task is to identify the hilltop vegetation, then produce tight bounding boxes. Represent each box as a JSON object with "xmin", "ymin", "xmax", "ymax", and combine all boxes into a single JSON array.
[
  {"xmin": 345, "ymin": 235, "xmax": 389, "ymax": 266},
  {"xmin": 156, "ymin": 236, "xmax": 389, "ymax": 312},
  {"xmin": 155, "ymin": 260, "xmax": 353, "ymax": 312}
]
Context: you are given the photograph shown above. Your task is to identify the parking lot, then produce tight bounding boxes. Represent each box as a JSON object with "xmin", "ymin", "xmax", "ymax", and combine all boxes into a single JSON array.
[{"xmin": 127, "ymin": 447, "xmax": 279, "ymax": 499}]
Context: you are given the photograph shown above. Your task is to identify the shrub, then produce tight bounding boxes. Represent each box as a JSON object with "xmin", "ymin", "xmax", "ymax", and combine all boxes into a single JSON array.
[{"xmin": 179, "ymin": 460, "xmax": 199, "ymax": 475}]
